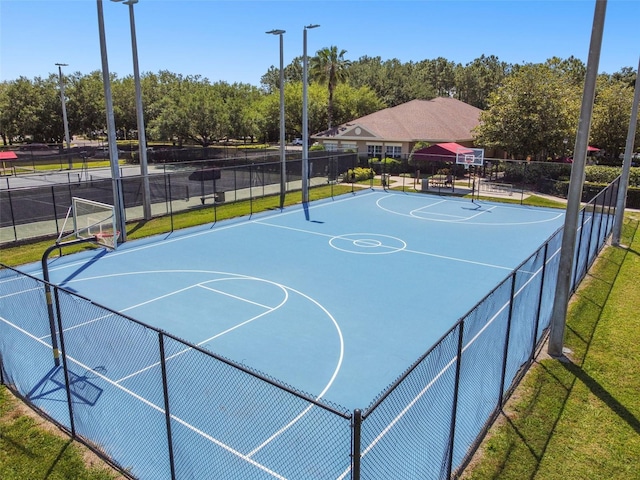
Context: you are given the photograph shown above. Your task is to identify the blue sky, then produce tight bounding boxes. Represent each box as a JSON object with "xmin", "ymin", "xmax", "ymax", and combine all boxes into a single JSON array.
[{"xmin": 1, "ymin": 0, "xmax": 638, "ymax": 86}]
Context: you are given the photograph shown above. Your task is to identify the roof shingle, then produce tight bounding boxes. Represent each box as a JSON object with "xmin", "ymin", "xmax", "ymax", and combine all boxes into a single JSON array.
[{"xmin": 316, "ymin": 97, "xmax": 482, "ymax": 143}]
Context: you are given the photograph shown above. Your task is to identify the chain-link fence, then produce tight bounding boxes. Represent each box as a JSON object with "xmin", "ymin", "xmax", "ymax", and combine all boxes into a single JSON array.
[
  {"xmin": 0, "ymin": 178, "xmax": 620, "ymax": 479},
  {"xmin": 356, "ymin": 177, "xmax": 619, "ymax": 479},
  {"xmin": 0, "ymin": 152, "xmax": 360, "ymax": 244}
]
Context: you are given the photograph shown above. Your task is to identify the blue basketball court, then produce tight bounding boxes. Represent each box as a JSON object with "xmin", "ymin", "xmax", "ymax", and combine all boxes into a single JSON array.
[{"xmin": 21, "ymin": 190, "xmax": 565, "ymax": 411}]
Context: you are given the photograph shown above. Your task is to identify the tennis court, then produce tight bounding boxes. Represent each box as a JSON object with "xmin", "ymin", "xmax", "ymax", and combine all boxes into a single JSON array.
[{"xmin": 3, "ymin": 186, "xmax": 595, "ymax": 479}]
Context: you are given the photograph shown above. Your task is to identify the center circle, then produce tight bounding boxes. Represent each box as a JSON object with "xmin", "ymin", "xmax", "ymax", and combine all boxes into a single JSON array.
[{"xmin": 329, "ymin": 233, "xmax": 406, "ymax": 254}]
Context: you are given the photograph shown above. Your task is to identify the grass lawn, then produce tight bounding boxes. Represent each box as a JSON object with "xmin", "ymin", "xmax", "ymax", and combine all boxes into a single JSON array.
[
  {"xmin": 461, "ymin": 212, "xmax": 640, "ymax": 480},
  {"xmin": 0, "ymin": 387, "xmax": 124, "ymax": 480},
  {"xmin": 1, "ymin": 185, "xmax": 638, "ymax": 479}
]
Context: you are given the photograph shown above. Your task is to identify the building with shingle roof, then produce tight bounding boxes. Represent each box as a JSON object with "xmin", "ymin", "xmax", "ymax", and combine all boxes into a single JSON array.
[{"xmin": 312, "ymin": 97, "xmax": 482, "ymax": 158}]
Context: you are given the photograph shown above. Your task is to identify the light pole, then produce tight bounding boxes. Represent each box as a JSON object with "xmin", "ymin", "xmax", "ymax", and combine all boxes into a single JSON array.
[
  {"xmin": 266, "ymin": 29, "xmax": 286, "ymax": 208},
  {"xmin": 55, "ymin": 63, "xmax": 71, "ymax": 168},
  {"xmin": 548, "ymin": 0, "xmax": 606, "ymax": 358},
  {"xmin": 302, "ymin": 24, "xmax": 319, "ymax": 204},
  {"xmin": 97, "ymin": 0, "xmax": 126, "ymax": 242},
  {"xmin": 112, "ymin": 0, "xmax": 152, "ymax": 220},
  {"xmin": 612, "ymin": 56, "xmax": 640, "ymax": 246}
]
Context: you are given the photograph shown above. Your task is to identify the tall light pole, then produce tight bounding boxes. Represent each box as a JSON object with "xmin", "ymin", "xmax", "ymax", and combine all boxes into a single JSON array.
[
  {"xmin": 266, "ymin": 29, "xmax": 286, "ymax": 208},
  {"xmin": 97, "ymin": 0, "xmax": 126, "ymax": 242},
  {"xmin": 548, "ymin": 0, "xmax": 606, "ymax": 357},
  {"xmin": 112, "ymin": 0, "xmax": 152, "ymax": 220},
  {"xmin": 55, "ymin": 63, "xmax": 71, "ymax": 168},
  {"xmin": 302, "ymin": 24, "xmax": 319, "ymax": 204},
  {"xmin": 612, "ymin": 56, "xmax": 640, "ymax": 246}
]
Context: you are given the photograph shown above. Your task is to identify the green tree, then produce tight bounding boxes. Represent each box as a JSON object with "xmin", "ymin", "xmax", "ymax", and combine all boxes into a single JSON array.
[
  {"xmin": 590, "ymin": 78, "xmax": 637, "ymax": 160},
  {"xmin": 348, "ymin": 56, "xmax": 431, "ymax": 107},
  {"xmin": 331, "ymin": 83, "xmax": 385, "ymax": 127},
  {"xmin": 2, "ymin": 76, "xmax": 60, "ymax": 143},
  {"xmin": 0, "ymin": 82, "xmax": 13, "ymax": 145},
  {"xmin": 309, "ymin": 46, "xmax": 352, "ymax": 129},
  {"xmin": 111, "ymin": 75, "xmax": 137, "ymax": 140},
  {"xmin": 66, "ymin": 71, "xmax": 107, "ymax": 139},
  {"xmin": 455, "ymin": 55, "xmax": 511, "ymax": 109},
  {"xmin": 259, "ymin": 57, "xmax": 303, "ymax": 94},
  {"xmin": 474, "ymin": 62, "xmax": 581, "ymax": 160}
]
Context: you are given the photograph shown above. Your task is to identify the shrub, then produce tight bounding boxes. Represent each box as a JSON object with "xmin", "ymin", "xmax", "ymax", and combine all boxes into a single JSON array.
[
  {"xmin": 585, "ymin": 166, "xmax": 640, "ymax": 187},
  {"xmin": 343, "ymin": 167, "xmax": 374, "ymax": 182},
  {"xmin": 368, "ymin": 157, "xmax": 402, "ymax": 174}
]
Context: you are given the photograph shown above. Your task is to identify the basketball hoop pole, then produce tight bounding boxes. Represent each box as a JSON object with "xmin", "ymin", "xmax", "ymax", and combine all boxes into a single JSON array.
[
  {"xmin": 41, "ymin": 237, "xmax": 99, "ymax": 366},
  {"xmin": 471, "ymin": 166, "xmax": 477, "ymax": 204}
]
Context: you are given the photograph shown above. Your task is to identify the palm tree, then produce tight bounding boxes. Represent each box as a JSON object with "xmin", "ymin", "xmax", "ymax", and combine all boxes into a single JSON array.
[{"xmin": 309, "ymin": 46, "xmax": 351, "ymax": 129}]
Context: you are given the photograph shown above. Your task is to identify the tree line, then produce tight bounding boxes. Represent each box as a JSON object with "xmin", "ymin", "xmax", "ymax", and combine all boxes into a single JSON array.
[{"xmin": 0, "ymin": 49, "xmax": 637, "ymax": 160}]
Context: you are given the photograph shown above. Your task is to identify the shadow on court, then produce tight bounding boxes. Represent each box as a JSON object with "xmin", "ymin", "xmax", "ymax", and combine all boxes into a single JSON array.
[{"xmin": 27, "ymin": 366, "xmax": 104, "ymax": 406}]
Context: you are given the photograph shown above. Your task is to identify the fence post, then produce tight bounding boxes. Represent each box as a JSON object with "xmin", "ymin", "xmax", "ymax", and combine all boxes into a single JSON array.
[
  {"xmin": 594, "ymin": 189, "xmax": 607, "ymax": 253},
  {"xmin": 572, "ymin": 207, "xmax": 588, "ymax": 290},
  {"xmin": 446, "ymin": 322, "xmax": 465, "ymax": 479},
  {"xmin": 51, "ymin": 186, "xmax": 61, "ymax": 236},
  {"xmin": 168, "ymin": 175, "xmax": 174, "ymax": 233},
  {"xmin": 159, "ymin": 333, "xmax": 177, "ymax": 480},
  {"xmin": 530, "ymin": 243, "xmax": 549, "ymax": 362},
  {"xmin": 352, "ymin": 409, "xmax": 362, "ymax": 480},
  {"xmin": 6, "ymin": 189, "xmax": 18, "ymax": 242},
  {"xmin": 53, "ymin": 286, "xmax": 76, "ymax": 437},
  {"xmin": 499, "ymin": 274, "xmax": 517, "ymax": 407}
]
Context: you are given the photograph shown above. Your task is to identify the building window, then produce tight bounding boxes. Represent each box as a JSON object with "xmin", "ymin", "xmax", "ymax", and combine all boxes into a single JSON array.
[
  {"xmin": 385, "ymin": 145, "xmax": 402, "ymax": 158},
  {"xmin": 341, "ymin": 142, "xmax": 357, "ymax": 152},
  {"xmin": 367, "ymin": 145, "xmax": 382, "ymax": 158},
  {"xmin": 325, "ymin": 142, "xmax": 338, "ymax": 152}
]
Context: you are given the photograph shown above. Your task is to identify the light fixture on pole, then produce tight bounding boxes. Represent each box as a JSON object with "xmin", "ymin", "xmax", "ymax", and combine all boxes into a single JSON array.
[
  {"xmin": 55, "ymin": 63, "xmax": 71, "ymax": 168},
  {"xmin": 266, "ymin": 29, "xmax": 286, "ymax": 208},
  {"xmin": 112, "ymin": 0, "xmax": 152, "ymax": 220},
  {"xmin": 302, "ymin": 24, "xmax": 319, "ymax": 204},
  {"xmin": 96, "ymin": 0, "xmax": 127, "ymax": 242}
]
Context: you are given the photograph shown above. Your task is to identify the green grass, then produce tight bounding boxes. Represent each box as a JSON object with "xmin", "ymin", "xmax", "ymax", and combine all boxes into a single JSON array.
[
  {"xmin": 0, "ymin": 387, "xmax": 120, "ymax": 480},
  {"xmin": 461, "ymin": 212, "xmax": 640, "ymax": 480}
]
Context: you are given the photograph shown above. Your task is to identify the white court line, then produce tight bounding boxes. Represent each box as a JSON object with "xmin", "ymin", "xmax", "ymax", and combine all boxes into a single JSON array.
[
  {"xmin": 337, "ymin": 244, "xmax": 562, "ymax": 479},
  {"xmin": 253, "ymin": 219, "xmax": 337, "ymax": 239},
  {"xmin": 403, "ymin": 248, "xmax": 515, "ymax": 271},
  {"xmin": 0, "ymin": 286, "xmax": 42, "ymax": 299},
  {"xmin": 198, "ymin": 284, "xmax": 274, "ymax": 309},
  {"xmin": 456, "ymin": 205, "xmax": 497, "ymax": 222}
]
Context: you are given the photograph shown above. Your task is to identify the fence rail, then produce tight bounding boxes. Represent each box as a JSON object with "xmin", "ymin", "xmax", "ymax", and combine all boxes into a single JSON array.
[{"xmin": 0, "ymin": 176, "xmax": 620, "ymax": 479}]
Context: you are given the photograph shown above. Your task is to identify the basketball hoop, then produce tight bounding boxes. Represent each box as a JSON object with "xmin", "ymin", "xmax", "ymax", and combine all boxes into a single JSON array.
[
  {"xmin": 456, "ymin": 147, "xmax": 485, "ymax": 167},
  {"xmin": 94, "ymin": 231, "xmax": 120, "ymax": 250}
]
